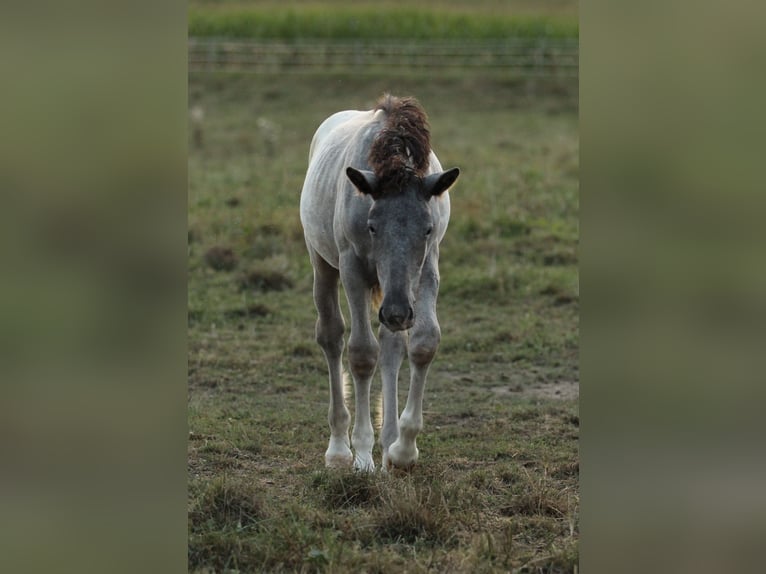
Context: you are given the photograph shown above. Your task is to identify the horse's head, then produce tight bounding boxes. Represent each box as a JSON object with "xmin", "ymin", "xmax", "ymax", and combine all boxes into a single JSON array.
[{"xmin": 346, "ymin": 166, "xmax": 460, "ymax": 332}]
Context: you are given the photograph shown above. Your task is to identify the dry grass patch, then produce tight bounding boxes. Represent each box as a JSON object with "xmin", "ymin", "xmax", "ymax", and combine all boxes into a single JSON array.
[
  {"xmin": 500, "ymin": 465, "xmax": 577, "ymax": 519},
  {"xmin": 372, "ymin": 479, "xmax": 456, "ymax": 545},
  {"xmin": 311, "ymin": 469, "xmax": 382, "ymax": 509},
  {"xmin": 189, "ymin": 476, "xmax": 264, "ymax": 532}
]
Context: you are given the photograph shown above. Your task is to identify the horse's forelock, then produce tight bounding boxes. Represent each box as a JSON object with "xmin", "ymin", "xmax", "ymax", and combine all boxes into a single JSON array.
[{"xmin": 369, "ymin": 94, "xmax": 431, "ymax": 192}]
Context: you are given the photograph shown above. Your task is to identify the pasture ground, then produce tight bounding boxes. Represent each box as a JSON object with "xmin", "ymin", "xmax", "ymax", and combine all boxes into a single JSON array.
[{"xmin": 188, "ymin": 72, "xmax": 579, "ymax": 572}]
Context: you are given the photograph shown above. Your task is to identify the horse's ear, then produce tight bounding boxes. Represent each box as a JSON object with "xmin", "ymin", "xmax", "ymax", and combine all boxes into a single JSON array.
[
  {"xmin": 423, "ymin": 167, "xmax": 460, "ymax": 197},
  {"xmin": 346, "ymin": 167, "xmax": 378, "ymax": 197}
]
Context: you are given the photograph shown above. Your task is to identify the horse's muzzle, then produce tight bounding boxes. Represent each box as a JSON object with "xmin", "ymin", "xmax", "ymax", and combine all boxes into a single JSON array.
[{"xmin": 379, "ymin": 304, "xmax": 414, "ymax": 332}]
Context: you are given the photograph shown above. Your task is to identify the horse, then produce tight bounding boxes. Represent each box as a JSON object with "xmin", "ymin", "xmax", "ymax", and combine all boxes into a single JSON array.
[{"xmin": 299, "ymin": 94, "xmax": 460, "ymax": 472}]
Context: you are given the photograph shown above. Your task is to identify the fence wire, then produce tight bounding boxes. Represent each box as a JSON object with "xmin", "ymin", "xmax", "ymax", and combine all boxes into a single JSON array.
[{"xmin": 189, "ymin": 37, "xmax": 578, "ymax": 77}]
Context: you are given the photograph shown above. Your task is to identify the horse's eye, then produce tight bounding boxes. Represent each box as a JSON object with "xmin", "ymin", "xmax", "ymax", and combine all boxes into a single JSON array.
[
  {"xmin": 368, "ymin": 224, "xmax": 376, "ymax": 235},
  {"xmin": 425, "ymin": 226, "xmax": 433, "ymax": 237}
]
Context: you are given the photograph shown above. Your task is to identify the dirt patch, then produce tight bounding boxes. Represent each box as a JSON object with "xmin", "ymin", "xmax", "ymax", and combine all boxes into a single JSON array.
[
  {"xmin": 238, "ymin": 268, "xmax": 293, "ymax": 292},
  {"xmin": 440, "ymin": 370, "xmax": 578, "ymax": 402},
  {"xmin": 491, "ymin": 379, "xmax": 578, "ymax": 401},
  {"xmin": 223, "ymin": 303, "xmax": 271, "ymax": 319},
  {"xmin": 204, "ymin": 245, "xmax": 239, "ymax": 271}
]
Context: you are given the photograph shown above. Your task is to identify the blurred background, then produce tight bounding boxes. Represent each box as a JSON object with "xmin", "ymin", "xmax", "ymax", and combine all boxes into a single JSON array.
[{"xmin": 2, "ymin": 0, "xmax": 764, "ymax": 572}]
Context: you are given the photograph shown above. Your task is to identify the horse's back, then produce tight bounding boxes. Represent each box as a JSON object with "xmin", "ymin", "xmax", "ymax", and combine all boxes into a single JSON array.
[
  {"xmin": 301, "ymin": 108, "xmax": 379, "ymax": 268},
  {"xmin": 309, "ymin": 110, "xmax": 371, "ymax": 161}
]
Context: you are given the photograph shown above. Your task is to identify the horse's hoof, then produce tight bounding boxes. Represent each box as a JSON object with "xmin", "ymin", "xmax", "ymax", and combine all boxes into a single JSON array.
[
  {"xmin": 325, "ymin": 451, "xmax": 353, "ymax": 468},
  {"xmin": 387, "ymin": 442, "xmax": 418, "ymax": 471},
  {"xmin": 353, "ymin": 454, "xmax": 375, "ymax": 473},
  {"xmin": 385, "ymin": 453, "xmax": 416, "ymax": 474}
]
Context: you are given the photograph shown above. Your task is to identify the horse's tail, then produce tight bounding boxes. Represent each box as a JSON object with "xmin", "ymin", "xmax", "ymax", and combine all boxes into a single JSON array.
[{"xmin": 370, "ymin": 284, "xmax": 383, "ymax": 312}]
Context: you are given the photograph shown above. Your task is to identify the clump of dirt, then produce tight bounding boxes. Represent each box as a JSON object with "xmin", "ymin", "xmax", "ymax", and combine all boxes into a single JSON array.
[
  {"xmin": 539, "ymin": 284, "xmax": 579, "ymax": 306},
  {"xmin": 204, "ymin": 246, "xmax": 238, "ymax": 271},
  {"xmin": 291, "ymin": 344, "xmax": 314, "ymax": 357},
  {"xmin": 553, "ymin": 294, "xmax": 578, "ymax": 306},
  {"xmin": 224, "ymin": 303, "xmax": 271, "ymax": 319},
  {"xmin": 542, "ymin": 251, "xmax": 577, "ymax": 266},
  {"xmin": 238, "ymin": 268, "xmax": 293, "ymax": 292}
]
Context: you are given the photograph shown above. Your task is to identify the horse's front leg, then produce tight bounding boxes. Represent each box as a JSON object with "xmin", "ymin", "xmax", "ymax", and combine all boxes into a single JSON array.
[
  {"xmin": 309, "ymin": 250, "xmax": 351, "ymax": 468},
  {"xmin": 341, "ymin": 256, "xmax": 379, "ymax": 472},
  {"xmin": 387, "ymin": 253, "xmax": 441, "ymax": 470},
  {"xmin": 378, "ymin": 325, "xmax": 406, "ymax": 470}
]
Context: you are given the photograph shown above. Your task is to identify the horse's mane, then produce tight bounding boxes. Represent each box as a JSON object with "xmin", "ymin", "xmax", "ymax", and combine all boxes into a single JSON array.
[{"xmin": 368, "ymin": 94, "xmax": 431, "ymax": 191}]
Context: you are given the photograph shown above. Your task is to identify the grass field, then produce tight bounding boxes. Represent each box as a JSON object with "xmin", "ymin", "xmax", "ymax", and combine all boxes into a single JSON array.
[
  {"xmin": 188, "ymin": 70, "xmax": 579, "ymax": 572},
  {"xmin": 188, "ymin": 1, "xmax": 578, "ymax": 40}
]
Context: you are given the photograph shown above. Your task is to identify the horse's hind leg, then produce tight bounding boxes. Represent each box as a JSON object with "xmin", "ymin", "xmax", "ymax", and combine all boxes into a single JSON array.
[{"xmin": 310, "ymin": 250, "xmax": 351, "ymax": 468}]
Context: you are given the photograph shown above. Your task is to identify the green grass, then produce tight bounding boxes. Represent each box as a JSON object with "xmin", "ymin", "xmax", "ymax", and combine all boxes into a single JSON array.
[
  {"xmin": 188, "ymin": 3, "xmax": 578, "ymax": 40},
  {"xmin": 188, "ymin": 71, "xmax": 578, "ymax": 572}
]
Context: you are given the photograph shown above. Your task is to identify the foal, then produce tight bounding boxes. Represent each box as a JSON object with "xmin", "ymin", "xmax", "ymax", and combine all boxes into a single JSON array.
[{"xmin": 300, "ymin": 94, "xmax": 459, "ymax": 471}]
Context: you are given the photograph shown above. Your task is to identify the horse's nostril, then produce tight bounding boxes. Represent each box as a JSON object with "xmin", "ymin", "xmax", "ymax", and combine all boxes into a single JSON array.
[{"xmin": 379, "ymin": 301, "xmax": 415, "ymax": 329}]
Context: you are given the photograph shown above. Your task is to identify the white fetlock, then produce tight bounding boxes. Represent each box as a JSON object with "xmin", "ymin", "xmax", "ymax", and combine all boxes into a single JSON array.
[
  {"xmin": 325, "ymin": 437, "xmax": 353, "ymax": 468},
  {"xmin": 387, "ymin": 439, "xmax": 419, "ymax": 470}
]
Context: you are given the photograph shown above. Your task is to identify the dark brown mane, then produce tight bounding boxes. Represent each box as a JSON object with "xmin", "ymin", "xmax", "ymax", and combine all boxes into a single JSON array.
[{"xmin": 368, "ymin": 94, "xmax": 431, "ymax": 191}]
